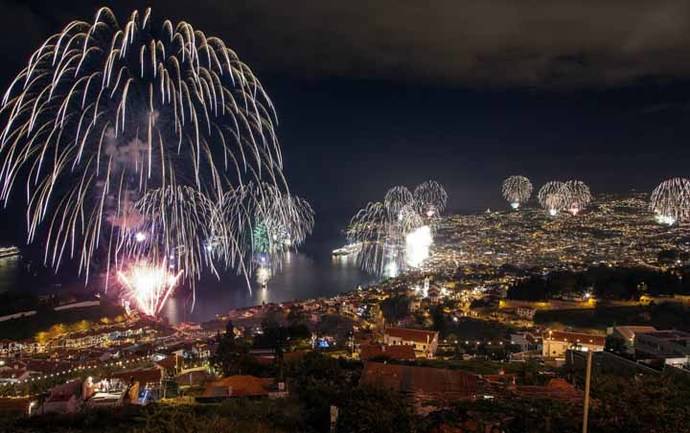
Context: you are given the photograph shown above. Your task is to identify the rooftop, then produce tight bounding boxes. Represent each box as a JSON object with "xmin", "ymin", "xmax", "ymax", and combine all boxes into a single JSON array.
[
  {"xmin": 361, "ymin": 362, "xmax": 479, "ymax": 400},
  {"xmin": 544, "ymin": 330, "xmax": 606, "ymax": 346},
  {"xmin": 385, "ymin": 327, "xmax": 438, "ymax": 344}
]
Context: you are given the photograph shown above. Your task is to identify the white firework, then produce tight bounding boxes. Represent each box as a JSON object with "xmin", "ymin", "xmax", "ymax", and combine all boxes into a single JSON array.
[
  {"xmin": 0, "ymin": 7, "xmax": 286, "ymax": 293},
  {"xmin": 218, "ymin": 181, "xmax": 314, "ymax": 278},
  {"xmin": 348, "ymin": 181, "xmax": 445, "ymax": 276},
  {"xmin": 413, "ymin": 180, "xmax": 448, "ymax": 217},
  {"xmin": 501, "ymin": 175, "xmax": 533, "ymax": 209},
  {"xmin": 563, "ymin": 180, "xmax": 592, "ymax": 215},
  {"xmin": 538, "ymin": 181, "xmax": 567, "ymax": 216},
  {"xmin": 650, "ymin": 177, "xmax": 690, "ymax": 226}
]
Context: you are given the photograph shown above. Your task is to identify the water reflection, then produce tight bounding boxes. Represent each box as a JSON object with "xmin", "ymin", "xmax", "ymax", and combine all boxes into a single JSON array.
[
  {"xmin": 163, "ymin": 251, "xmax": 373, "ymax": 324},
  {"xmin": 0, "ymin": 256, "xmax": 21, "ymax": 293}
]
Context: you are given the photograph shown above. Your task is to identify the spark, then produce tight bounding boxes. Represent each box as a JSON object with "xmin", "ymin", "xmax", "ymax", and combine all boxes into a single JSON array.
[
  {"xmin": 405, "ymin": 225, "xmax": 433, "ymax": 267},
  {"xmin": 117, "ymin": 261, "xmax": 181, "ymax": 316}
]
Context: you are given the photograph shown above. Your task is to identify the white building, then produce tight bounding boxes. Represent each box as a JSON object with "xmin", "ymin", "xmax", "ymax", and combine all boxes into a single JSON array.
[{"xmin": 383, "ymin": 327, "xmax": 439, "ymax": 359}]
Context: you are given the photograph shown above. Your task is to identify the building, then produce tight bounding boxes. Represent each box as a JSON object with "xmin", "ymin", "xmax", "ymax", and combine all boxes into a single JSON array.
[
  {"xmin": 383, "ymin": 327, "xmax": 439, "ymax": 358},
  {"xmin": 509, "ymin": 332, "xmax": 541, "ymax": 353},
  {"xmin": 515, "ymin": 306, "xmax": 536, "ymax": 320},
  {"xmin": 360, "ymin": 362, "xmax": 479, "ymax": 413},
  {"xmin": 607, "ymin": 326, "xmax": 657, "ymax": 353},
  {"xmin": 359, "ymin": 343, "xmax": 416, "ymax": 361},
  {"xmin": 510, "ymin": 378, "xmax": 583, "ymax": 404},
  {"xmin": 635, "ymin": 330, "xmax": 690, "ymax": 368},
  {"xmin": 38, "ymin": 380, "xmax": 84, "ymax": 415},
  {"xmin": 0, "ymin": 367, "xmax": 30, "ymax": 384},
  {"xmin": 196, "ymin": 375, "xmax": 287, "ymax": 403},
  {"xmin": 542, "ymin": 330, "xmax": 605, "ymax": 359}
]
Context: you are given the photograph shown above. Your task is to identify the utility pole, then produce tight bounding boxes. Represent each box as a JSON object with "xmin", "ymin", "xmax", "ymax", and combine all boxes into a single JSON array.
[
  {"xmin": 330, "ymin": 405, "xmax": 339, "ymax": 433},
  {"xmin": 582, "ymin": 350, "xmax": 593, "ymax": 433}
]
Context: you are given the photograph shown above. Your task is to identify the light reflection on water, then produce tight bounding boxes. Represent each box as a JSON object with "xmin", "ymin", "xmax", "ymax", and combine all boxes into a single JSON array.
[
  {"xmin": 161, "ymin": 252, "xmax": 373, "ymax": 324},
  {"xmin": 0, "ymin": 256, "xmax": 22, "ymax": 293},
  {"xmin": 0, "ymin": 246, "xmax": 373, "ymax": 324}
]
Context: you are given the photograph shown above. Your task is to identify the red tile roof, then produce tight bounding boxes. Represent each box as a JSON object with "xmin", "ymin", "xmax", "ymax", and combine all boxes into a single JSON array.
[
  {"xmin": 360, "ymin": 344, "xmax": 416, "ymax": 361},
  {"xmin": 512, "ymin": 379, "xmax": 583, "ymax": 403},
  {"xmin": 202, "ymin": 375, "xmax": 275, "ymax": 398},
  {"xmin": 385, "ymin": 327, "xmax": 438, "ymax": 344},
  {"xmin": 111, "ymin": 368, "xmax": 162, "ymax": 386},
  {"xmin": 155, "ymin": 355, "xmax": 177, "ymax": 371},
  {"xmin": 544, "ymin": 330, "xmax": 605, "ymax": 347},
  {"xmin": 361, "ymin": 362, "xmax": 479, "ymax": 400},
  {"xmin": 0, "ymin": 397, "xmax": 31, "ymax": 413}
]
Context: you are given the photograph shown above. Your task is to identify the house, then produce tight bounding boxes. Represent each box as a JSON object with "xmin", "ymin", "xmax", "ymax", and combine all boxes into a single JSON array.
[
  {"xmin": 542, "ymin": 330, "xmax": 605, "ymax": 359},
  {"xmin": 196, "ymin": 375, "xmax": 287, "ymax": 403},
  {"xmin": 359, "ymin": 343, "xmax": 416, "ymax": 361},
  {"xmin": 38, "ymin": 380, "xmax": 83, "ymax": 414},
  {"xmin": 0, "ymin": 397, "xmax": 32, "ymax": 416},
  {"xmin": 0, "ymin": 367, "xmax": 30, "ymax": 384},
  {"xmin": 83, "ymin": 377, "xmax": 135, "ymax": 408},
  {"xmin": 608, "ymin": 326, "xmax": 657, "ymax": 353},
  {"xmin": 360, "ymin": 362, "xmax": 479, "ymax": 413},
  {"xmin": 64, "ymin": 331, "xmax": 110, "ymax": 349},
  {"xmin": 516, "ymin": 306, "xmax": 536, "ymax": 320},
  {"xmin": 511, "ymin": 378, "xmax": 583, "ymax": 404},
  {"xmin": 635, "ymin": 329, "xmax": 690, "ymax": 368},
  {"xmin": 383, "ymin": 327, "xmax": 439, "ymax": 358},
  {"xmin": 111, "ymin": 368, "xmax": 162, "ymax": 390},
  {"xmin": 510, "ymin": 332, "xmax": 541, "ymax": 353},
  {"xmin": 175, "ymin": 369, "xmax": 211, "ymax": 388},
  {"xmin": 0, "ymin": 339, "xmax": 24, "ymax": 357}
]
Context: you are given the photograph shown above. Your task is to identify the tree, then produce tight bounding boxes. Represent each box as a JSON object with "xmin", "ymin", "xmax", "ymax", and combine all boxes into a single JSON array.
[
  {"xmin": 210, "ymin": 321, "xmax": 264, "ymax": 377},
  {"xmin": 288, "ymin": 352, "xmax": 362, "ymax": 432},
  {"xmin": 336, "ymin": 386, "xmax": 414, "ymax": 433},
  {"xmin": 380, "ymin": 295, "xmax": 411, "ymax": 324},
  {"xmin": 431, "ymin": 305, "xmax": 448, "ymax": 335},
  {"xmin": 604, "ymin": 334, "xmax": 626, "ymax": 353},
  {"xmin": 35, "ymin": 331, "xmax": 49, "ymax": 345},
  {"xmin": 47, "ymin": 323, "xmax": 66, "ymax": 338}
]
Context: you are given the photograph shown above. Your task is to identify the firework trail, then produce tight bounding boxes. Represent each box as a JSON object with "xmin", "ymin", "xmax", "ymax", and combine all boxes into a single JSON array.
[
  {"xmin": 502, "ymin": 175, "xmax": 532, "ymax": 209},
  {"xmin": 218, "ymin": 181, "xmax": 314, "ymax": 285},
  {"xmin": 650, "ymin": 177, "xmax": 690, "ymax": 226},
  {"xmin": 0, "ymin": 7, "xmax": 287, "ymax": 296}
]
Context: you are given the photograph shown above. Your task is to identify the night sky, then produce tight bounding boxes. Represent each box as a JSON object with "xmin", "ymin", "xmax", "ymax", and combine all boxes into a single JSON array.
[{"xmin": 1, "ymin": 0, "xmax": 690, "ymax": 225}]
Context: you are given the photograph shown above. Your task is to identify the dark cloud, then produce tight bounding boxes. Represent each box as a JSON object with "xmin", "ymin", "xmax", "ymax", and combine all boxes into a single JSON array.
[{"xmin": 1, "ymin": 1, "xmax": 690, "ymax": 87}]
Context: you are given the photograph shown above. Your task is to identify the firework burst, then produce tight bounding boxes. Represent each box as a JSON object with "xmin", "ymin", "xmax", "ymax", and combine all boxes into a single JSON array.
[
  {"xmin": 217, "ymin": 181, "xmax": 314, "ymax": 285},
  {"xmin": 118, "ymin": 261, "xmax": 182, "ymax": 317},
  {"xmin": 347, "ymin": 181, "xmax": 446, "ymax": 276},
  {"xmin": 563, "ymin": 180, "xmax": 592, "ymax": 215},
  {"xmin": 0, "ymin": 7, "xmax": 288, "ymax": 303},
  {"xmin": 650, "ymin": 177, "xmax": 690, "ymax": 226},
  {"xmin": 538, "ymin": 181, "xmax": 567, "ymax": 216},
  {"xmin": 413, "ymin": 180, "xmax": 448, "ymax": 217},
  {"xmin": 502, "ymin": 175, "xmax": 532, "ymax": 209}
]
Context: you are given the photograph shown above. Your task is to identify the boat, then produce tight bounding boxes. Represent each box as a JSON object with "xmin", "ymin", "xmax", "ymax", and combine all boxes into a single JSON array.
[
  {"xmin": 0, "ymin": 246, "xmax": 20, "ymax": 259},
  {"xmin": 331, "ymin": 242, "xmax": 361, "ymax": 257}
]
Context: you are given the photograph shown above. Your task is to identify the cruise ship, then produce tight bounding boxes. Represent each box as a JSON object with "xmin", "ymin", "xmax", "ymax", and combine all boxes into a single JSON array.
[
  {"xmin": 0, "ymin": 246, "xmax": 19, "ymax": 259},
  {"xmin": 331, "ymin": 242, "xmax": 361, "ymax": 257}
]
